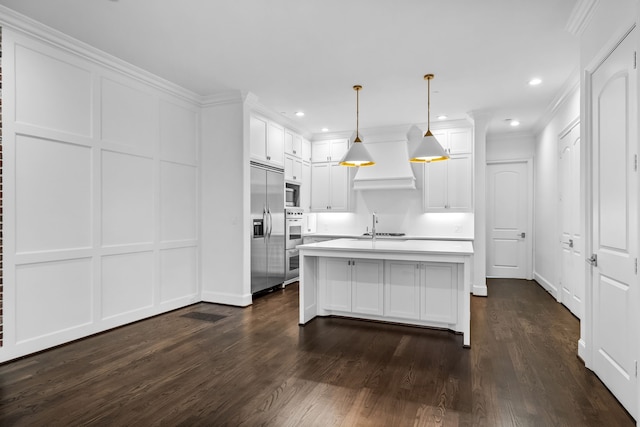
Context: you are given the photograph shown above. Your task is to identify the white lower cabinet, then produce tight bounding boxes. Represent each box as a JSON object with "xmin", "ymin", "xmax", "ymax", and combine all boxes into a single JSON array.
[
  {"xmin": 384, "ymin": 260, "xmax": 421, "ymax": 320},
  {"xmin": 319, "ymin": 258, "xmax": 383, "ymax": 315},
  {"xmin": 421, "ymin": 263, "xmax": 458, "ymax": 323},
  {"xmin": 384, "ymin": 260, "xmax": 458, "ymax": 324}
]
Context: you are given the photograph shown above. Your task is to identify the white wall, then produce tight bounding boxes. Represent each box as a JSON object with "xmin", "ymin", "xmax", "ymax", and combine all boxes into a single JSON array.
[
  {"xmin": 533, "ymin": 86, "xmax": 580, "ymax": 297},
  {"xmin": 200, "ymin": 94, "xmax": 252, "ymax": 306},
  {"xmin": 1, "ymin": 24, "xmax": 200, "ymax": 362},
  {"xmin": 487, "ymin": 133, "xmax": 535, "ymax": 162}
]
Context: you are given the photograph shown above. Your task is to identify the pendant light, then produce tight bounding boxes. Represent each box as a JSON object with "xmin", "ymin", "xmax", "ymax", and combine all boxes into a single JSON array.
[
  {"xmin": 410, "ymin": 74, "xmax": 449, "ymax": 163},
  {"xmin": 339, "ymin": 85, "xmax": 375, "ymax": 167}
]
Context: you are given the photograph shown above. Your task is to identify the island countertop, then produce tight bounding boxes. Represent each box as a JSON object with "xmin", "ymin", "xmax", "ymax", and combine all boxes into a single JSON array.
[{"xmin": 298, "ymin": 238, "xmax": 473, "ymax": 256}]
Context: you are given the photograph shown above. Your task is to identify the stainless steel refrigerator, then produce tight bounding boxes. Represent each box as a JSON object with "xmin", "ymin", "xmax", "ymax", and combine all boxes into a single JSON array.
[{"xmin": 251, "ymin": 162, "xmax": 285, "ymax": 294}]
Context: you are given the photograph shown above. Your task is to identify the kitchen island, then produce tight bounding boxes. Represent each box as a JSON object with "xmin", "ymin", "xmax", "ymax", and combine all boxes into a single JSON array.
[{"xmin": 298, "ymin": 238, "xmax": 474, "ymax": 347}]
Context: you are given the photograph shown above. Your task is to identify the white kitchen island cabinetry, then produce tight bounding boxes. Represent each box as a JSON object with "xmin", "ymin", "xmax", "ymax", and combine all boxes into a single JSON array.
[
  {"xmin": 319, "ymin": 257, "xmax": 384, "ymax": 315},
  {"xmin": 299, "ymin": 239, "xmax": 473, "ymax": 347}
]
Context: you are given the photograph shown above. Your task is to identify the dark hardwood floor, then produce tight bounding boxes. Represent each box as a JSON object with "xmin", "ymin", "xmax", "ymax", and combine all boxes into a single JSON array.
[{"xmin": 0, "ymin": 279, "xmax": 634, "ymax": 426}]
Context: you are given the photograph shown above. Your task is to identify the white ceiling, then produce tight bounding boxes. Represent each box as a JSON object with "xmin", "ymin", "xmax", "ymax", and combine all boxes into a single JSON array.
[{"xmin": 0, "ymin": 0, "xmax": 580, "ymax": 137}]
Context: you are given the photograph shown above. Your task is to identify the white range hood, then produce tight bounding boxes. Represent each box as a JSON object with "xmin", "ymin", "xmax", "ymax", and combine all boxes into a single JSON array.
[{"xmin": 352, "ymin": 139, "xmax": 417, "ymax": 190}]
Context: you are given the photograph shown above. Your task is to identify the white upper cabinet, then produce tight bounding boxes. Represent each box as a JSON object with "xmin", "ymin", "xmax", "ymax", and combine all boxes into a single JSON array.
[
  {"xmin": 301, "ymin": 161, "xmax": 311, "ymax": 211},
  {"xmin": 311, "ymin": 138, "xmax": 349, "ymax": 163},
  {"xmin": 301, "ymin": 138, "xmax": 312, "ymax": 162},
  {"xmin": 250, "ymin": 113, "xmax": 284, "ymax": 167},
  {"xmin": 424, "ymin": 154, "xmax": 473, "ymax": 212},
  {"xmin": 284, "ymin": 129, "xmax": 303, "ymax": 158},
  {"xmin": 267, "ymin": 122, "xmax": 285, "ymax": 166},
  {"xmin": 284, "ymin": 154, "xmax": 303, "ymax": 183},
  {"xmin": 431, "ymin": 127, "xmax": 472, "ymax": 155},
  {"xmin": 310, "ymin": 162, "xmax": 349, "ymax": 211}
]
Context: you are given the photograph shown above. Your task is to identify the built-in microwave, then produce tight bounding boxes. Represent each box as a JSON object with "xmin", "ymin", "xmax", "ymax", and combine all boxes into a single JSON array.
[{"xmin": 285, "ymin": 183, "xmax": 299, "ymax": 207}]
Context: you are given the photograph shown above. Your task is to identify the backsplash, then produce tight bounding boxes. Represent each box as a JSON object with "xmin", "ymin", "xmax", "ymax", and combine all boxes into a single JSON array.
[{"xmin": 307, "ymin": 185, "xmax": 474, "ymax": 239}]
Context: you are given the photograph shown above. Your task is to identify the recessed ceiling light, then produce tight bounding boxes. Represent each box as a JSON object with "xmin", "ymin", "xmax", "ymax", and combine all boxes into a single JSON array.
[
  {"xmin": 321, "ymin": 128, "xmax": 329, "ymax": 132},
  {"xmin": 295, "ymin": 111, "xmax": 305, "ymax": 117},
  {"xmin": 529, "ymin": 78, "xmax": 542, "ymax": 86},
  {"xmin": 510, "ymin": 120, "xmax": 520, "ymax": 127},
  {"xmin": 437, "ymin": 115, "xmax": 448, "ymax": 120}
]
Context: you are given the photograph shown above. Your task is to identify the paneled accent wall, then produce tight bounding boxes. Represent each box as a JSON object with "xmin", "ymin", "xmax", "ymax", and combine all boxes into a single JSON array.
[
  {"xmin": 1, "ymin": 27, "xmax": 200, "ymax": 361},
  {"xmin": 0, "ymin": 27, "xmax": 3, "ymax": 347}
]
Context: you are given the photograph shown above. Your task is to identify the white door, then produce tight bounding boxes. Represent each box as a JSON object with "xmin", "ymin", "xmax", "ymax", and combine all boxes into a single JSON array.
[
  {"xmin": 559, "ymin": 122, "xmax": 583, "ymax": 318},
  {"xmin": 590, "ymin": 28, "xmax": 638, "ymax": 418},
  {"xmin": 486, "ymin": 161, "xmax": 530, "ymax": 278}
]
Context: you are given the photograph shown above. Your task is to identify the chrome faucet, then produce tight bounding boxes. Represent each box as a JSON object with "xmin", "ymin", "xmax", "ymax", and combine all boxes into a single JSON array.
[{"xmin": 372, "ymin": 212, "xmax": 378, "ymax": 241}]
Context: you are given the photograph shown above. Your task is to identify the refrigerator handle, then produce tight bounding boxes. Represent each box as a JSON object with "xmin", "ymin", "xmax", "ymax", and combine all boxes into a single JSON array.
[
  {"xmin": 263, "ymin": 206, "xmax": 268, "ymax": 241},
  {"xmin": 267, "ymin": 207, "xmax": 273, "ymax": 238}
]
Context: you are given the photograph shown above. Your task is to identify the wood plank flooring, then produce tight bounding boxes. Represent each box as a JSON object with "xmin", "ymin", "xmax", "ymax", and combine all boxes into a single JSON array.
[{"xmin": 0, "ymin": 279, "xmax": 634, "ymax": 426}]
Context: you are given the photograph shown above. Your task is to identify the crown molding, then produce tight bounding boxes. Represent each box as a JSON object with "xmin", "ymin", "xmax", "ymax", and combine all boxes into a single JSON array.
[
  {"xmin": 565, "ymin": 0, "xmax": 599, "ymax": 36},
  {"xmin": 201, "ymin": 90, "xmax": 247, "ymax": 107},
  {"xmin": 532, "ymin": 70, "xmax": 580, "ymax": 135},
  {"xmin": 0, "ymin": 5, "xmax": 201, "ymax": 105}
]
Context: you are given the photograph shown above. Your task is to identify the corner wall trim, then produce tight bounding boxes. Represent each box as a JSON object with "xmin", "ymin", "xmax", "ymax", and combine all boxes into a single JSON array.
[
  {"xmin": 201, "ymin": 291, "xmax": 252, "ymax": 307},
  {"xmin": 473, "ymin": 284, "xmax": 488, "ymax": 297},
  {"xmin": 533, "ymin": 272, "xmax": 559, "ymax": 300}
]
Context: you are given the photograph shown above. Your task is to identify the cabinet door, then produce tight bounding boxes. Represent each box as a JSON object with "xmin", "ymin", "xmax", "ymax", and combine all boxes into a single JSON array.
[
  {"xmin": 330, "ymin": 139, "xmax": 349, "ymax": 161},
  {"xmin": 351, "ymin": 259, "xmax": 384, "ymax": 315},
  {"xmin": 423, "ymin": 161, "xmax": 448, "ymax": 211},
  {"xmin": 421, "ymin": 263, "xmax": 458, "ymax": 323},
  {"xmin": 250, "ymin": 115, "xmax": 268, "ymax": 162},
  {"xmin": 292, "ymin": 133, "xmax": 302, "ymax": 157},
  {"xmin": 267, "ymin": 122, "xmax": 284, "ymax": 166},
  {"xmin": 284, "ymin": 130, "xmax": 295, "ymax": 156},
  {"xmin": 311, "ymin": 163, "xmax": 331, "ymax": 210},
  {"xmin": 384, "ymin": 261, "xmax": 421, "ymax": 320},
  {"xmin": 448, "ymin": 128, "xmax": 472, "ymax": 155},
  {"xmin": 284, "ymin": 155, "xmax": 295, "ymax": 181},
  {"xmin": 312, "ymin": 140, "xmax": 332, "ymax": 162},
  {"xmin": 319, "ymin": 258, "xmax": 351, "ymax": 312},
  {"xmin": 329, "ymin": 164, "xmax": 349, "ymax": 211},
  {"xmin": 292, "ymin": 159, "xmax": 303, "ymax": 182},
  {"xmin": 301, "ymin": 162, "xmax": 311, "ymax": 211},
  {"xmin": 302, "ymin": 138, "xmax": 312, "ymax": 162},
  {"xmin": 447, "ymin": 155, "xmax": 472, "ymax": 210}
]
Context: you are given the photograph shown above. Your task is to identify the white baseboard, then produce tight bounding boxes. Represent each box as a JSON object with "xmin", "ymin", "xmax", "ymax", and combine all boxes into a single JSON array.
[
  {"xmin": 201, "ymin": 290, "xmax": 253, "ymax": 307},
  {"xmin": 533, "ymin": 271, "xmax": 559, "ymax": 299},
  {"xmin": 578, "ymin": 338, "xmax": 588, "ymax": 365},
  {"xmin": 473, "ymin": 284, "xmax": 488, "ymax": 296}
]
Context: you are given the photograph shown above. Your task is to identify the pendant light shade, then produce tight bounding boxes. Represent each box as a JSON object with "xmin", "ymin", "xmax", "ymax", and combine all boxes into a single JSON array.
[
  {"xmin": 410, "ymin": 74, "xmax": 449, "ymax": 163},
  {"xmin": 339, "ymin": 85, "xmax": 375, "ymax": 167}
]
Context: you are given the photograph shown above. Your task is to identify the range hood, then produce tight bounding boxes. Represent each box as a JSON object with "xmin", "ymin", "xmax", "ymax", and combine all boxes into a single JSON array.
[
  {"xmin": 353, "ymin": 125, "xmax": 422, "ymax": 190},
  {"xmin": 352, "ymin": 139, "xmax": 417, "ymax": 190}
]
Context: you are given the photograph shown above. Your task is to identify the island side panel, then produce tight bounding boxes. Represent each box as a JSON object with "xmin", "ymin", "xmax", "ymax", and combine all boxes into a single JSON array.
[
  {"xmin": 299, "ymin": 253, "xmax": 318, "ymax": 324},
  {"xmin": 463, "ymin": 257, "xmax": 471, "ymax": 347}
]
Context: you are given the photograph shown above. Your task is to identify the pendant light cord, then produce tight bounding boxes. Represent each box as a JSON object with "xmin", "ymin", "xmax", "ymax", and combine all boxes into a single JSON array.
[
  {"xmin": 427, "ymin": 76, "xmax": 431, "ymax": 132},
  {"xmin": 356, "ymin": 87, "xmax": 360, "ymax": 141}
]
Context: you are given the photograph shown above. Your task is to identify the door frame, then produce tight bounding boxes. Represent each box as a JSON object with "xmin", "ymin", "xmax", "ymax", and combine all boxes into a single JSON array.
[
  {"xmin": 557, "ymin": 117, "xmax": 581, "ymax": 314},
  {"xmin": 582, "ymin": 22, "xmax": 639, "ymax": 418},
  {"xmin": 486, "ymin": 158, "xmax": 534, "ymax": 280}
]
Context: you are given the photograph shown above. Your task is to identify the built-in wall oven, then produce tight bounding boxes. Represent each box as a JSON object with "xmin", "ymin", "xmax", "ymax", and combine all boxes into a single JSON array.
[{"xmin": 285, "ymin": 207, "xmax": 303, "ymax": 281}]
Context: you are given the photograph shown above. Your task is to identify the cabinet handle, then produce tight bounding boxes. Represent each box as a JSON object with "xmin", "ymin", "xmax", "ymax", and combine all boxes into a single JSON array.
[
  {"xmin": 293, "ymin": 150, "xmax": 297, "ymax": 154},
  {"xmin": 267, "ymin": 155, "xmax": 271, "ymax": 160}
]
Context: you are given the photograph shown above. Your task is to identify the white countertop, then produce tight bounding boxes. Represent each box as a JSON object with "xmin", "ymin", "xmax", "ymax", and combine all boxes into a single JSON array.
[
  {"xmin": 298, "ymin": 238, "xmax": 474, "ymax": 255},
  {"xmin": 303, "ymin": 233, "xmax": 474, "ymax": 241}
]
